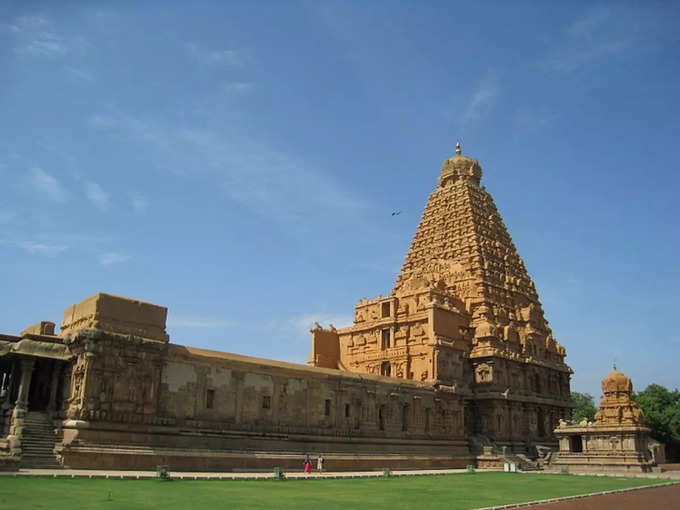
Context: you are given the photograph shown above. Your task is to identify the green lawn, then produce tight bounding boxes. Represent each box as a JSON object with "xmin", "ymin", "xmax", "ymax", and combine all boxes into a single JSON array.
[{"xmin": 0, "ymin": 472, "xmax": 667, "ymax": 510}]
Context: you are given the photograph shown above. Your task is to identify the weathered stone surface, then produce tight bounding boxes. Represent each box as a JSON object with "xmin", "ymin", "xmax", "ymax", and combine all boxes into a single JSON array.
[
  {"xmin": 21, "ymin": 321, "xmax": 56, "ymax": 337},
  {"xmin": 553, "ymin": 369, "xmax": 654, "ymax": 472},
  {"xmin": 61, "ymin": 293, "xmax": 169, "ymax": 342}
]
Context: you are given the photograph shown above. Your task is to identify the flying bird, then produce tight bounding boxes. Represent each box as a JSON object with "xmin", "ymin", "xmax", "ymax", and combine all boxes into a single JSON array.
[
  {"xmin": 391, "ymin": 211, "xmax": 402, "ymax": 216},
  {"xmin": 501, "ymin": 388, "xmax": 511, "ymax": 399}
]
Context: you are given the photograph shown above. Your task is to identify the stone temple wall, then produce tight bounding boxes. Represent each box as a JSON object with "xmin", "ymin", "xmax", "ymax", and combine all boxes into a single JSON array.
[{"xmin": 57, "ymin": 327, "xmax": 470, "ymax": 471}]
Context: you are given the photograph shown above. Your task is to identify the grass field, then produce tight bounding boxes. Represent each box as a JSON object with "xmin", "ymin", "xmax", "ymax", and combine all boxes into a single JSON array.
[{"xmin": 0, "ymin": 472, "xmax": 666, "ymax": 510}]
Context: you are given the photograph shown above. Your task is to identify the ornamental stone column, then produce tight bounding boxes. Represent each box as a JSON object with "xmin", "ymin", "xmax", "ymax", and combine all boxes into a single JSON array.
[
  {"xmin": 8, "ymin": 357, "xmax": 36, "ymax": 457},
  {"xmin": 14, "ymin": 358, "xmax": 35, "ymax": 414}
]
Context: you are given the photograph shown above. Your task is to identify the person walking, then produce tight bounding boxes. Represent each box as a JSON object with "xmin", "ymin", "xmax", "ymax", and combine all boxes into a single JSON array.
[{"xmin": 317, "ymin": 454, "xmax": 324, "ymax": 473}]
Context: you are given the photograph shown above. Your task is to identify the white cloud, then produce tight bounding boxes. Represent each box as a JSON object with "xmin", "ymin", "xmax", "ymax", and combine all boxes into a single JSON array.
[
  {"xmin": 19, "ymin": 32, "xmax": 68, "ymax": 58},
  {"xmin": 5, "ymin": 15, "xmax": 49, "ymax": 34},
  {"xmin": 90, "ymin": 110, "xmax": 367, "ymax": 222},
  {"xmin": 186, "ymin": 43, "xmax": 243, "ymax": 66},
  {"xmin": 89, "ymin": 114, "xmax": 118, "ymax": 129},
  {"xmin": 7, "ymin": 14, "xmax": 89, "ymax": 59},
  {"xmin": 64, "ymin": 66, "xmax": 94, "ymax": 83},
  {"xmin": 99, "ymin": 252, "xmax": 130, "ymax": 265},
  {"xmin": 514, "ymin": 107, "xmax": 558, "ymax": 131},
  {"xmin": 29, "ymin": 167, "xmax": 68, "ymax": 203},
  {"xmin": 222, "ymin": 82, "xmax": 254, "ymax": 95},
  {"xmin": 85, "ymin": 181, "xmax": 110, "ymax": 211},
  {"xmin": 461, "ymin": 69, "xmax": 500, "ymax": 125},
  {"xmin": 0, "ymin": 211, "xmax": 15, "ymax": 224},
  {"xmin": 20, "ymin": 241, "xmax": 67, "ymax": 257},
  {"xmin": 539, "ymin": 6, "xmax": 671, "ymax": 73},
  {"xmin": 129, "ymin": 192, "xmax": 148, "ymax": 212}
]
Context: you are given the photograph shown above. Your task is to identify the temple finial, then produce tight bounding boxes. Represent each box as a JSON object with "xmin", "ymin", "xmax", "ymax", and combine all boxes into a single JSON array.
[
  {"xmin": 613, "ymin": 361, "xmax": 617, "ymax": 370},
  {"xmin": 455, "ymin": 141, "xmax": 462, "ymax": 155}
]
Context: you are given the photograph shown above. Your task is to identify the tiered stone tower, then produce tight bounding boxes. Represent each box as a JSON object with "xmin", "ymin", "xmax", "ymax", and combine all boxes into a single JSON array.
[{"xmin": 310, "ymin": 143, "xmax": 572, "ymax": 449}]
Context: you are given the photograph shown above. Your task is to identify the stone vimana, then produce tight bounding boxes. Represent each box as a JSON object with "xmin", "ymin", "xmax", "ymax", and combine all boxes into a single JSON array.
[{"xmin": 0, "ymin": 144, "xmax": 573, "ymax": 471}]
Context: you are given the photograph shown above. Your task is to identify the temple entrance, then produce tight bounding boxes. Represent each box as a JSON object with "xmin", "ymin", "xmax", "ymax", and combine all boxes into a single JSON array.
[
  {"xmin": 569, "ymin": 435, "xmax": 583, "ymax": 453},
  {"xmin": 28, "ymin": 358, "xmax": 54, "ymax": 411},
  {"xmin": 537, "ymin": 407, "xmax": 545, "ymax": 437}
]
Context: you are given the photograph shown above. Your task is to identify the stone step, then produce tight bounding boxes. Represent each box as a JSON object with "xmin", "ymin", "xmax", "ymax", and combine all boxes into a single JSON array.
[
  {"xmin": 22, "ymin": 434, "xmax": 56, "ymax": 440},
  {"xmin": 20, "ymin": 413, "xmax": 62, "ymax": 469},
  {"xmin": 22, "ymin": 458, "xmax": 60, "ymax": 463},
  {"xmin": 22, "ymin": 439, "xmax": 56, "ymax": 446},
  {"xmin": 21, "ymin": 462, "xmax": 61, "ymax": 469},
  {"xmin": 22, "ymin": 442, "xmax": 54, "ymax": 449},
  {"xmin": 22, "ymin": 424, "xmax": 53, "ymax": 429},
  {"xmin": 23, "ymin": 441, "xmax": 59, "ymax": 448},
  {"xmin": 22, "ymin": 447, "xmax": 55, "ymax": 454}
]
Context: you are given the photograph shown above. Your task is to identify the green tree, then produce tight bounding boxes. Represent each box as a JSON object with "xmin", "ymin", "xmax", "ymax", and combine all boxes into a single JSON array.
[
  {"xmin": 633, "ymin": 384, "xmax": 680, "ymax": 458},
  {"xmin": 571, "ymin": 392, "xmax": 597, "ymax": 422}
]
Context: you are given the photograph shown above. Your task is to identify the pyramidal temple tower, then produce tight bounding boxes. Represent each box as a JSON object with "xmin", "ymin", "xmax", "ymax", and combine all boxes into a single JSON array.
[{"xmin": 310, "ymin": 143, "xmax": 572, "ymax": 447}]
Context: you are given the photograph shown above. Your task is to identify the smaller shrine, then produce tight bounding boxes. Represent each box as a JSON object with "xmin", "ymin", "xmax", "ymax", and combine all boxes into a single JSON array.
[{"xmin": 552, "ymin": 369, "xmax": 654, "ymax": 472}]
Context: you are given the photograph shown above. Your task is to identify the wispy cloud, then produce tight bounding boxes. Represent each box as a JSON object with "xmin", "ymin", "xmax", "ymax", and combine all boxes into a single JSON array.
[
  {"xmin": 129, "ymin": 192, "xmax": 148, "ymax": 213},
  {"xmin": 540, "ymin": 6, "xmax": 671, "ymax": 73},
  {"xmin": 7, "ymin": 14, "xmax": 89, "ymax": 59},
  {"xmin": 186, "ymin": 43, "xmax": 243, "ymax": 66},
  {"xmin": 0, "ymin": 210, "xmax": 16, "ymax": 224},
  {"xmin": 222, "ymin": 82, "xmax": 254, "ymax": 95},
  {"xmin": 514, "ymin": 107, "xmax": 558, "ymax": 132},
  {"xmin": 20, "ymin": 241, "xmax": 67, "ymax": 257},
  {"xmin": 85, "ymin": 181, "xmax": 110, "ymax": 211},
  {"xmin": 64, "ymin": 66, "xmax": 94, "ymax": 83},
  {"xmin": 89, "ymin": 110, "xmax": 367, "ymax": 222},
  {"xmin": 461, "ymin": 69, "xmax": 500, "ymax": 125},
  {"xmin": 29, "ymin": 167, "xmax": 68, "ymax": 203},
  {"xmin": 99, "ymin": 252, "xmax": 130, "ymax": 266}
]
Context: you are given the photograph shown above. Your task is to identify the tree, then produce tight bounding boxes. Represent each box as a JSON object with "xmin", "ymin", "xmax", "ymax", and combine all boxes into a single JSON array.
[
  {"xmin": 634, "ymin": 384, "xmax": 680, "ymax": 460},
  {"xmin": 571, "ymin": 392, "xmax": 597, "ymax": 423}
]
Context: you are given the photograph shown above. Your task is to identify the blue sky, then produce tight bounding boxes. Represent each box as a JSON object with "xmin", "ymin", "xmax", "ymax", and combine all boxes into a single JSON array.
[{"xmin": 1, "ymin": 1, "xmax": 678, "ymax": 399}]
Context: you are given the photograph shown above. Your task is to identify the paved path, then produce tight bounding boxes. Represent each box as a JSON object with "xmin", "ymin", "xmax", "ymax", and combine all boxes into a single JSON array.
[{"xmin": 528, "ymin": 483, "xmax": 680, "ymax": 509}]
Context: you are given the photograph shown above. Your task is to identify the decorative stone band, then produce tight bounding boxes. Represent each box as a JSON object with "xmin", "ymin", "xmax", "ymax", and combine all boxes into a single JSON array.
[{"xmin": 0, "ymin": 338, "xmax": 72, "ymax": 360}]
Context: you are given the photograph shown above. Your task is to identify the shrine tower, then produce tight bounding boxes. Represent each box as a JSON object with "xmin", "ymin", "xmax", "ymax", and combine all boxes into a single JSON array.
[{"xmin": 310, "ymin": 143, "xmax": 572, "ymax": 448}]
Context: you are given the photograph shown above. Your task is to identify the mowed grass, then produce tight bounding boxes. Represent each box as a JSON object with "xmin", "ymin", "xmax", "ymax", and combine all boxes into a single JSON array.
[{"xmin": 0, "ymin": 472, "xmax": 667, "ymax": 510}]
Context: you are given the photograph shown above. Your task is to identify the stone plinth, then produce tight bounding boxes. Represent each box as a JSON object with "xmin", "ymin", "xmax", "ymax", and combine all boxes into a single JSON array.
[{"xmin": 61, "ymin": 293, "xmax": 169, "ymax": 342}]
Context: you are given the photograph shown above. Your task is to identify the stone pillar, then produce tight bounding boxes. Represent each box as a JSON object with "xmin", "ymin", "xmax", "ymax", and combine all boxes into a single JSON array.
[
  {"xmin": 14, "ymin": 358, "xmax": 35, "ymax": 414},
  {"xmin": 7, "ymin": 357, "xmax": 35, "ymax": 456}
]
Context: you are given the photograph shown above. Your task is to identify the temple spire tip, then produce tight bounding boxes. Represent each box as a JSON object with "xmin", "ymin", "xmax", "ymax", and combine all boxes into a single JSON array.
[{"xmin": 455, "ymin": 141, "xmax": 462, "ymax": 155}]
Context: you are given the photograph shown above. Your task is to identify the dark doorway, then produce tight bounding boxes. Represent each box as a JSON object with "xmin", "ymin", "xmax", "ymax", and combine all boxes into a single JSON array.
[
  {"xmin": 537, "ymin": 407, "xmax": 545, "ymax": 437},
  {"xmin": 28, "ymin": 358, "xmax": 53, "ymax": 411},
  {"xmin": 569, "ymin": 435, "xmax": 583, "ymax": 452}
]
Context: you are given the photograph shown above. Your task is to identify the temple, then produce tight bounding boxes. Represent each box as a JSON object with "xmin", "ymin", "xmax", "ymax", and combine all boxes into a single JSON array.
[
  {"xmin": 310, "ymin": 142, "xmax": 572, "ymax": 448},
  {"xmin": 0, "ymin": 144, "xmax": 572, "ymax": 471},
  {"xmin": 552, "ymin": 369, "xmax": 657, "ymax": 472}
]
